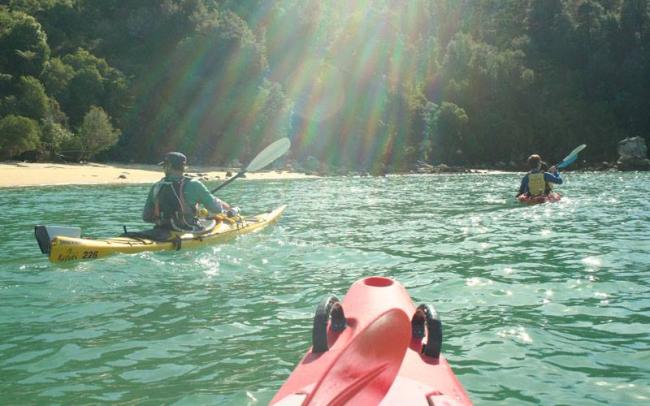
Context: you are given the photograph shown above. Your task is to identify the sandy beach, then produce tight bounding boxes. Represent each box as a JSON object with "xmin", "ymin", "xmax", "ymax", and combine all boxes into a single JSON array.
[{"xmin": 0, "ymin": 162, "xmax": 315, "ymax": 188}]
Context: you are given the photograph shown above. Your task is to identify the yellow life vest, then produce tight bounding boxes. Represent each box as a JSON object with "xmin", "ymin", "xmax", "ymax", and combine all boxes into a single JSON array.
[
  {"xmin": 528, "ymin": 172, "xmax": 546, "ymax": 196},
  {"xmin": 546, "ymin": 182, "xmax": 554, "ymax": 193}
]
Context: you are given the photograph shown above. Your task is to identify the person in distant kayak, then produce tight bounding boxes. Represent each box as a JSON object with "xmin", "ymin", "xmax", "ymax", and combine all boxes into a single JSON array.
[
  {"xmin": 143, "ymin": 152, "xmax": 233, "ymax": 231},
  {"xmin": 517, "ymin": 154, "xmax": 563, "ymax": 197},
  {"xmin": 540, "ymin": 161, "xmax": 555, "ymax": 195}
]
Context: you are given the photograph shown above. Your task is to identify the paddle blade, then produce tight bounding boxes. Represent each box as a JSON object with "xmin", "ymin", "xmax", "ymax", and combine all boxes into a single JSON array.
[
  {"xmin": 557, "ymin": 144, "xmax": 586, "ymax": 169},
  {"xmin": 246, "ymin": 138, "xmax": 291, "ymax": 172},
  {"xmin": 210, "ymin": 138, "xmax": 290, "ymax": 194},
  {"xmin": 303, "ymin": 308, "xmax": 411, "ymax": 406}
]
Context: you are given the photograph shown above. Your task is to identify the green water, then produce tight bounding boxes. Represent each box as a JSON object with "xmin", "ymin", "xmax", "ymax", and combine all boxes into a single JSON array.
[{"xmin": 1, "ymin": 172, "xmax": 650, "ymax": 405}]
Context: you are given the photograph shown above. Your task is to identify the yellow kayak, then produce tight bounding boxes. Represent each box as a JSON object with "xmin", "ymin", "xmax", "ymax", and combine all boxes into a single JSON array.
[{"xmin": 37, "ymin": 205, "xmax": 286, "ymax": 263}]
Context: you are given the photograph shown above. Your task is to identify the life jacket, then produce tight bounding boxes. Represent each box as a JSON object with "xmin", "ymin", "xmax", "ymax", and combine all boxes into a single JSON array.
[
  {"xmin": 545, "ymin": 181, "xmax": 554, "ymax": 194},
  {"xmin": 152, "ymin": 176, "xmax": 197, "ymax": 230},
  {"xmin": 527, "ymin": 172, "xmax": 546, "ymax": 196}
]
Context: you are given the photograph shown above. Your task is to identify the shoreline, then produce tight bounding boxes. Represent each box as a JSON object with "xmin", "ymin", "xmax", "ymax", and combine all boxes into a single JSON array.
[
  {"xmin": 2, "ymin": 161, "xmax": 640, "ymax": 188},
  {"xmin": 0, "ymin": 161, "xmax": 317, "ymax": 188}
]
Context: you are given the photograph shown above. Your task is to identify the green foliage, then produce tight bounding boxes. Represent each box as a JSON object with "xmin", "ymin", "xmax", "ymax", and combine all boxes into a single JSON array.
[
  {"xmin": 77, "ymin": 106, "xmax": 120, "ymax": 160},
  {"xmin": 14, "ymin": 75, "xmax": 49, "ymax": 120},
  {"xmin": 121, "ymin": 7, "xmax": 270, "ymax": 164},
  {"xmin": 2, "ymin": 0, "xmax": 649, "ymax": 168},
  {"xmin": 0, "ymin": 114, "xmax": 41, "ymax": 158},
  {"xmin": 244, "ymin": 79, "xmax": 293, "ymax": 158},
  {"xmin": 0, "ymin": 8, "xmax": 50, "ymax": 78},
  {"xmin": 40, "ymin": 57, "xmax": 74, "ymax": 100},
  {"xmin": 418, "ymin": 101, "xmax": 439, "ymax": 162},
  {"xmin": 55, "ymin": 48, "xmax": 128, "ymax": 126},
  {"xmin": 39, "ymin": 116, "xmax": 72, "ymax": 159},
  {"xmin": 434, "ymin": 102, "xmax": 469, "ymax": 164}
]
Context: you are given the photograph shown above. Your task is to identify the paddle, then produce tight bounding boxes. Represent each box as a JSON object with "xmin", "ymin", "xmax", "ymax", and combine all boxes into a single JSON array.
[
  {"xmin": 516, "ymin": 144, "xmax": 586, "ymax": 198},
  {"xmin": 556, "ymin": 144, "xmax": 587, "ymax": 169},
  {"xmin": 210, "ymin": 137, "xmax": 291, "ymax": 193}
]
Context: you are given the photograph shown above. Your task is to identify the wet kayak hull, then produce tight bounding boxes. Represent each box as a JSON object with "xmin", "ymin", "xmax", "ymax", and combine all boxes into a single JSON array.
[{"xmin": 517, "ymin": 192, "xmax": 561, "ymax": 205}]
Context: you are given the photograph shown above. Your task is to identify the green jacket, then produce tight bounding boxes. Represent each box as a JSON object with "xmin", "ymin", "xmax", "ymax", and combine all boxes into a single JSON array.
[{"xmin": 142, "ymin": 175, "xmax": 224, "ymax": 224}]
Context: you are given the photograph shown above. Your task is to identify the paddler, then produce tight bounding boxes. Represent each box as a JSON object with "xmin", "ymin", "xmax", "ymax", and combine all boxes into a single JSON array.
[
  {"xmin": 143, "ymin": 152, "xmax": 234, "ymax": 231},
  {"xmin": 540, "ymin": 161, "xmax": 555, "ymax": 194},
  {"xmin": 517, "ymin": 154, "xmax": 563, "ymax": 197}
]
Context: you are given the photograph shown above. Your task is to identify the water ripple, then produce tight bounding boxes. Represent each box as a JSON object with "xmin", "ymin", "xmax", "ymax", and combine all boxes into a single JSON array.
[{"xmin": 1, "ymin": 173, "xmax": 649, "ymax": 404}]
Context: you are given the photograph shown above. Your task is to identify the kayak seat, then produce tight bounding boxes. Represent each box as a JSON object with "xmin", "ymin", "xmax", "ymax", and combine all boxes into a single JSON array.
[
  {"xmin": 121, "ymin": 219, "xmax": 217, "ymax": 242},
  {"xmin": 121, "ymin": 228, "xmax": 173, "ymax": 242}
]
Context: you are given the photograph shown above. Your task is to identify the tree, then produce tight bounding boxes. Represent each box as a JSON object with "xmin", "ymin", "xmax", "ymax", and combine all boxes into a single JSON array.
[
  {"xmin": 77, "ymin": 106, "xmax": 120, "ymax": 160},
  {"xmin": 52, "ymin": 48, "xmax": 129, "ymax": 127},
  {"xmin": 0, "ymin": 9, "xmax": 50, "ymax": 78},
  {"xmin": 0, "ymin": 114, "xmax": 41, "ymax": 159},
  {"xmin": 40, "ymin": 57, "xmax": 75, "ymax": 101},
  {"xmin": 124, "ymin": 8, "xmax": 268, "ymax": 163},
  {"xmin": 434, "ymin": 102, "xmax": 469, "ymax": 164},
  {"xmin": 419, "ymin": 101, "xmax": 439, "ymax": 162},
  {"xmin": 242, "ymin": 79, "xmax": 293, "ymax": 160},
  {"xmin": 40, "ymin": 117, "xmax": 73, "ymax": 159},
  {"xmin": 620, "ymin": 0, "xmax": 648, "ymax": 46},
  {"xmin": 15, "ymin": 75, "xmax": 49, "ymax": 120},
  {"xmin": 526, "ymin": 0, "xmax": 576, "ymax": 66},
  {"xmin": 2, "ymin": 0, "xmax": 647, "ymax": 167}
]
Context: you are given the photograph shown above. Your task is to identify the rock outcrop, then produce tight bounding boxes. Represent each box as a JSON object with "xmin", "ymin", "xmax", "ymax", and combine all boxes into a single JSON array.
[{"xmin": 617, "ymin": 137, "xmax": 650, "ymax": 171}]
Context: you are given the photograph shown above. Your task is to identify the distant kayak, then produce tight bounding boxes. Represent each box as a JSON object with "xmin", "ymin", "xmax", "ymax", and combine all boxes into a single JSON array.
[
  {"xmin": 36, "ymin": 205, "xmax": 286, "ymax": 263},
  {"xmin": 517, "ymin": 192, "xmax": 561, "ymax": 205},
  {"xmin": 271, "ymin": 276, "xmax": 472, "ymax": 405}
]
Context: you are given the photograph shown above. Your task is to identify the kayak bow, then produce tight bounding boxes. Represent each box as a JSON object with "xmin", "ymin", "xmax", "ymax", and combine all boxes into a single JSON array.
[{"xmin": 271, "ymin": 276, "xmax": 472, "ymax": 405}]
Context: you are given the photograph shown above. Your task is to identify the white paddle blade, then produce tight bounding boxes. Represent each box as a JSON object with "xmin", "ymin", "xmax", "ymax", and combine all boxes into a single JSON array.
[
  {"xmin": 246, "ymin": 138, "xmax": 291, "ymax": 172},
  {"xmin": 562, "ymin": 144, "xmax": 586, "ymax": 162}
]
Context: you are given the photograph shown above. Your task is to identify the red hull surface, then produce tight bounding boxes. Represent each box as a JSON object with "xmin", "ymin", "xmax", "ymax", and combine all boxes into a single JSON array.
[
  {"xmin": 517, "ymin": 192, "xmax": 561, "ymax": 205},
  {"xmin": 271, "ymin": 276, "xmax": 472, "ymax": 405}
]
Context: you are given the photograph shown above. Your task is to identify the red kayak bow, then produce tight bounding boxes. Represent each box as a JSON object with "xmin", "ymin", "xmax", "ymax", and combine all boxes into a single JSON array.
[{"xmin": 271, "ymin": 276, "xmax": 472, "ymax": 405}]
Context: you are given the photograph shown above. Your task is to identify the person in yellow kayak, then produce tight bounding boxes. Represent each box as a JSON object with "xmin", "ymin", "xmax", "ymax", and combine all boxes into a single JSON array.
[
  {"xmin": 517, "ymin": 154, "xmax": 563, "ymax": 197},
  {"xmin": 143, "ymin": 152, "xmax": 233, "ymax": 231}
]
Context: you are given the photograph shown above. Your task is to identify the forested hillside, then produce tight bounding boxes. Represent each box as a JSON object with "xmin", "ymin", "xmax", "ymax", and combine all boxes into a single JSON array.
[{"xmin": 1, "ymin": 0, "xmax": 648, "ymax": 171}]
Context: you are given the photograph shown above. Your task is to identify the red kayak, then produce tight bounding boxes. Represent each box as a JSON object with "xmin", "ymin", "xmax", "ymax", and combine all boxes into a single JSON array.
[
  {"xmin": 271, "ymin": 276, "xmax": 472, "ymax": 405},
  {"xmin": 517, "ymin": 192, "xmax": 561, "ymax": 205}
]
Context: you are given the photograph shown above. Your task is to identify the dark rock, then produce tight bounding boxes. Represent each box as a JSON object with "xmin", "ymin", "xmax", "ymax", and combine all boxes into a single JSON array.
[
  {"xmin": 617, "ymin": 157, "xmax": 650, "ymax": 171},
  {"xmin": 618, "ymin": 136, "xmax": 647, "ymax": 160},
  {"xmin": 617, "ymin": 136, "xmax": 649, "ymax": 171}
]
